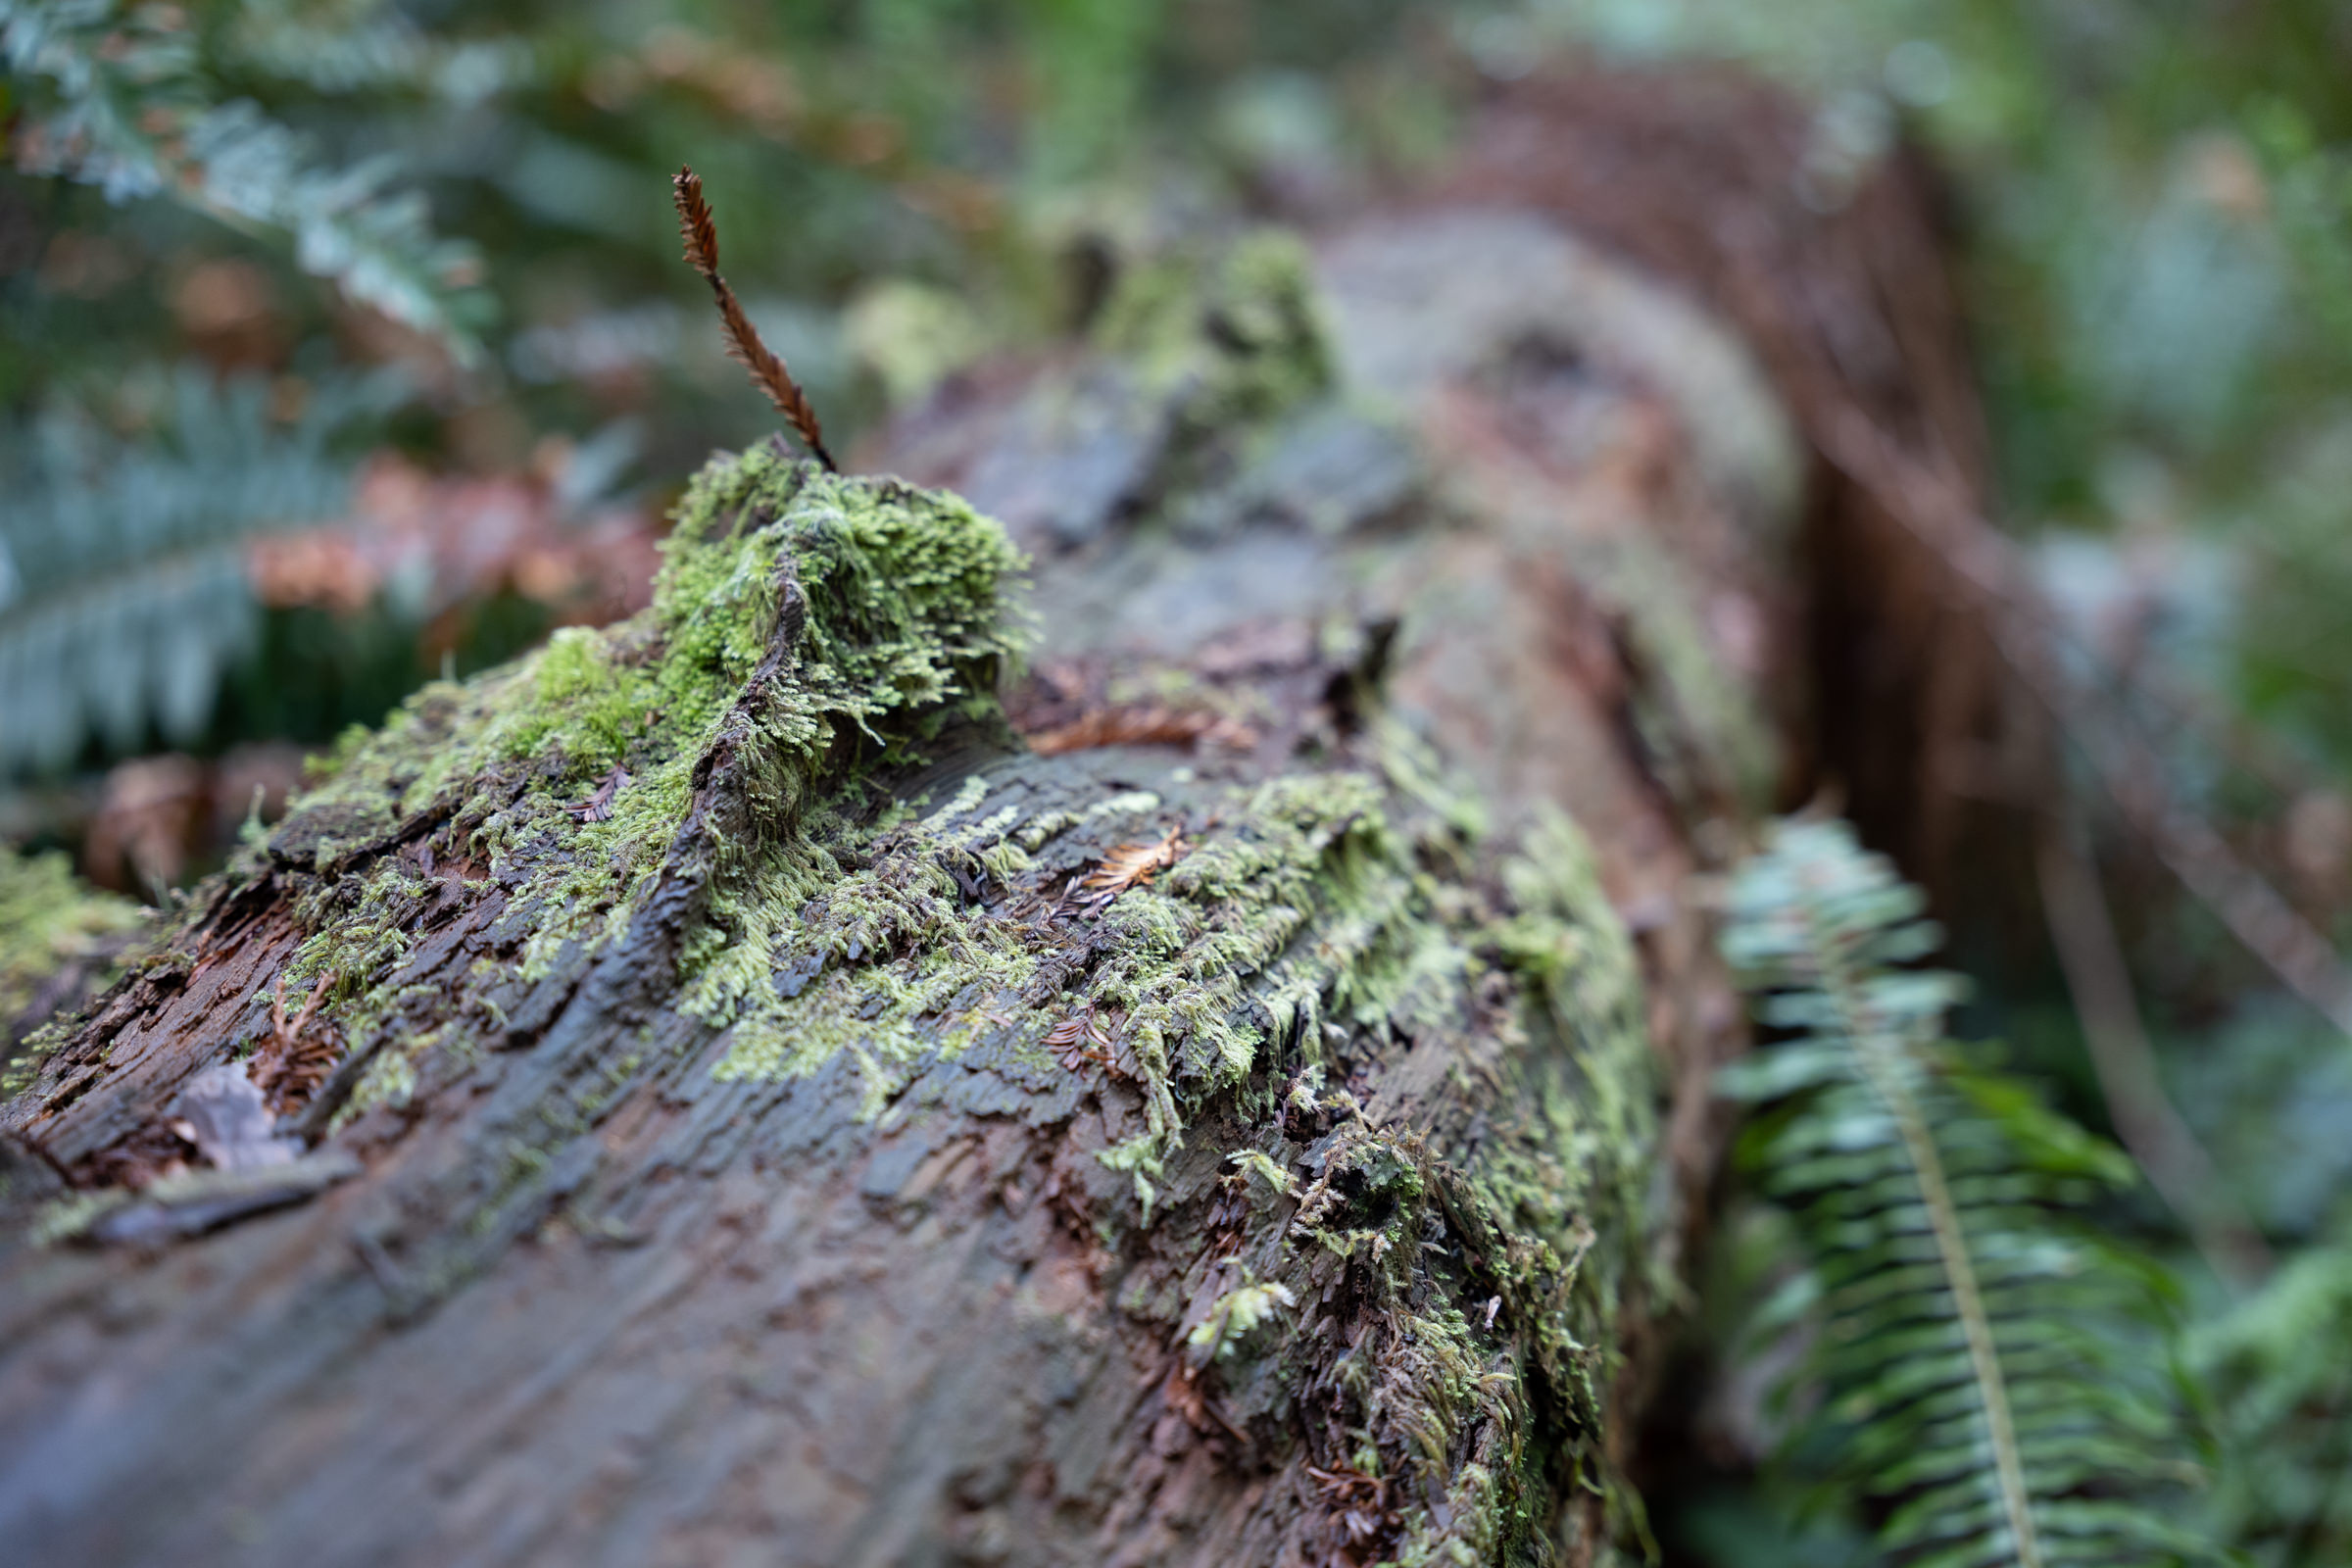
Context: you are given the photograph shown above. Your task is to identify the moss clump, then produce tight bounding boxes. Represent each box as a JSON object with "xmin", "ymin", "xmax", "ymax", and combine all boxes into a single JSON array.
[
  {"xmin": 0, "ymin": 847, "xmax": 147, "ymax": 1084},
  {"xmin": 0, "ymin": 848, "xmax": 144, "ymax": 1014},
  {"xmin": 264, "ymin": 450, "xmax": 1030, "ymax": 1083},
  {"xmin": 1093, "ymin": 227, "xmax": 1334, "ymax": 453},
  {"xmin": 1490, "ymin": 808, "xmax": 1654, "ymax": 1281}
]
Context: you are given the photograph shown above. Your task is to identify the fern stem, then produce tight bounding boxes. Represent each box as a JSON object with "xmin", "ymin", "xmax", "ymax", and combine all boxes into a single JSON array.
[{"xmin": 1815, "ymin": 921, "xmax": 2045, "ymax": 1568}]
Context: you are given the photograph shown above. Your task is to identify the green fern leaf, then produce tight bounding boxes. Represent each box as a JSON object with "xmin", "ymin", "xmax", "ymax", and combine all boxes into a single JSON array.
[
  {"xmin": 0, "ymin": 366, "xmax": 397, "ymax": 775},
  {"xmin": 1, "ymin": 0, "xmax": 485, "ymax": 353},
  {"xmin": 1721, "ymin": 818, "xmax": 2215, "ymax": 1568},
  {"xmin": 2186, "ymin": 1225, "xmax": 2352, "ymax": 1563},
  {"xmin": 222, "ymin": 0, "xmax": 540, "ymax": 101}
]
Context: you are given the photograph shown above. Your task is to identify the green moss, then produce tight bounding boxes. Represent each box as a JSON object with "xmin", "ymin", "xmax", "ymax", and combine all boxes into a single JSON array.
[
  {"xmin": 1228, "ymin": 1148, "xmax": 1298, "ymax": 1197},
  {"xmin": 503, "ymin": 626, "xmax": 649, "ymax": 769},
  {"xmin": 252, "ymin": 453, "xmax": 1032, "ymax": 1114},
  {"xmin": 285, "ymin": 863, "xmax": 423, "ymax": 1035},
  {"xmin": 1094, "ymin": 227, "xmax": 1334, "ymax": 448},
  {"xmin": 1187, "ymin": 1278, "xmax": 1298, "ymax": 1361},
  {"xmin": 0, "ymin": 848, "xmax": 145, "ymax": 1024},
  {"xmin": 0, "ymin": 848, "xmax": 147, "ymax": 1091},
  {"xmin": 1490, "ymin": 808, "xmax": 1663, "ymax": 1332},
  {"xmin": 340, "ymin": 1032, "xmax": 422, "ymax": 1120}
]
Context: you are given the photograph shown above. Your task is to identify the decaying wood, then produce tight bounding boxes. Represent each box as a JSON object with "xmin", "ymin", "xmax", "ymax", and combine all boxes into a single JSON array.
[
  {"xmin": 0, "ymin": 122, "xmax": 1837, "ymax": 1568},
  {"xmin": 1452, "ymin": 67, "xmax": 2002, "ymax": 892}
]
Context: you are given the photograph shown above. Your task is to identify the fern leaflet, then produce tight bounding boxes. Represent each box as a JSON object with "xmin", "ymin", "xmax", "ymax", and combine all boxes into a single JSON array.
[
  {"xmin": 0, "ymin": 366, "xmax": 398, "ymax": 775},
  {"xmin": 1720, "ymin": 818, "xmax": 2213, "ymax": 1568},
  {"xmin": 1, "ymin": 0, "xmax": 485, "ymax": 352}
]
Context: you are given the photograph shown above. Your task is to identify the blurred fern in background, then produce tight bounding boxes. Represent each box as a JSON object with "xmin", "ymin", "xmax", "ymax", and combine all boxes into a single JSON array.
[
  {"xmin": 2, "ymin": 0, "xmax": 491, "ymax": 348},
  {"xmin": 1721, "ymin": 819, "xmax": 2214, "ymax": 1568},
  {"xmin": 0, "ymin": 365, "xmax": 397, "ymax": 773}
]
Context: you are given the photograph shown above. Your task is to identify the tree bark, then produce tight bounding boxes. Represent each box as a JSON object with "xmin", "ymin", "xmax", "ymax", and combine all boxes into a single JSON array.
[{"xmin": 0, "ymin": 203, "xmax": 1798, "ymax": 1566}]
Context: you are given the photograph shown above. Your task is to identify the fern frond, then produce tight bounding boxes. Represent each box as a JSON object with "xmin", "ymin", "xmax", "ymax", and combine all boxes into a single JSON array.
[
  {"xmin": 1721, "ymin": 819, "xmax": 2214, "ymax": 1568},
  {"xmin": 0, "ymin": 366, "xmax": 397, "ymax": 775},
  {"xmin": 2186, "ymin": 1225, "xmax": 2352, "ymax": 1563},
  {"xmin": 1, "ymin": 0, "xmax": 483, "ymax": 353},
  {"xmin": 221, "ymin": 0, "xmax": 540, "ymax": 101}
]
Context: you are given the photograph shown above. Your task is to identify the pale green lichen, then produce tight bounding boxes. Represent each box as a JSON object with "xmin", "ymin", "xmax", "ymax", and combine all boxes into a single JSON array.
[{"xmin": 1228, "ymin": 1148, "xmax": 1298, "ymax": 1197}]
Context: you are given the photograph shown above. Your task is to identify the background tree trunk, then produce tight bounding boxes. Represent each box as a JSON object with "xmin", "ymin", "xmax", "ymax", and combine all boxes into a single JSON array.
[{"xmin": 0, "ymin": 196, "xmax": 1809, "ymax": 1565}]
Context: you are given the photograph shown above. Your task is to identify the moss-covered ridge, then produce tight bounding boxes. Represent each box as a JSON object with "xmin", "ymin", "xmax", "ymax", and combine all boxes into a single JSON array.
[{"xmin": 270, "ymin": 448, "xmax": 1028, "ymax": 1054}]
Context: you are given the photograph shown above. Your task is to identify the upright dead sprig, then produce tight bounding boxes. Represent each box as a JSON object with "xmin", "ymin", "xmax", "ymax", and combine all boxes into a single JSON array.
[{"xmin": 671, "ymin": 166, "xmax": 837, "ymax": 471}]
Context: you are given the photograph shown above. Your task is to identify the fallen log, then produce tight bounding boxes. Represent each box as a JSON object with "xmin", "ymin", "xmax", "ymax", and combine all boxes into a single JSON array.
[{"xmin": 0, "ymin": 196, "xmax": 1805, "ymax": 1565}]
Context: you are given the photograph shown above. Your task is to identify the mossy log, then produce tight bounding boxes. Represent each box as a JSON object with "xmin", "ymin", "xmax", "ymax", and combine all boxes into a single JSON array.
[{"xmin": 0, "ymin": 209, "xmax": 1797, "ymax": 1566}]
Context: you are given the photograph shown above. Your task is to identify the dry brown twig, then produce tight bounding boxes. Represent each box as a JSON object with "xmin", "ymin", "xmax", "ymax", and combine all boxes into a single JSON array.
[{"xmin": 671, "ymin": 166, "xmax": 836, "ymax": 471}]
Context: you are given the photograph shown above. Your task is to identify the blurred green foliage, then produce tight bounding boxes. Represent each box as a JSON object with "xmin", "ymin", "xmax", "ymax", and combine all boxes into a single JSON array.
[
  {"xmin": 1488, "ymin": 17, "xmax": 2352, "ymax": 1553},
  {"xmin": 1524, "ymin": 0, "xmax": 2352, "ymax": 775}
]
